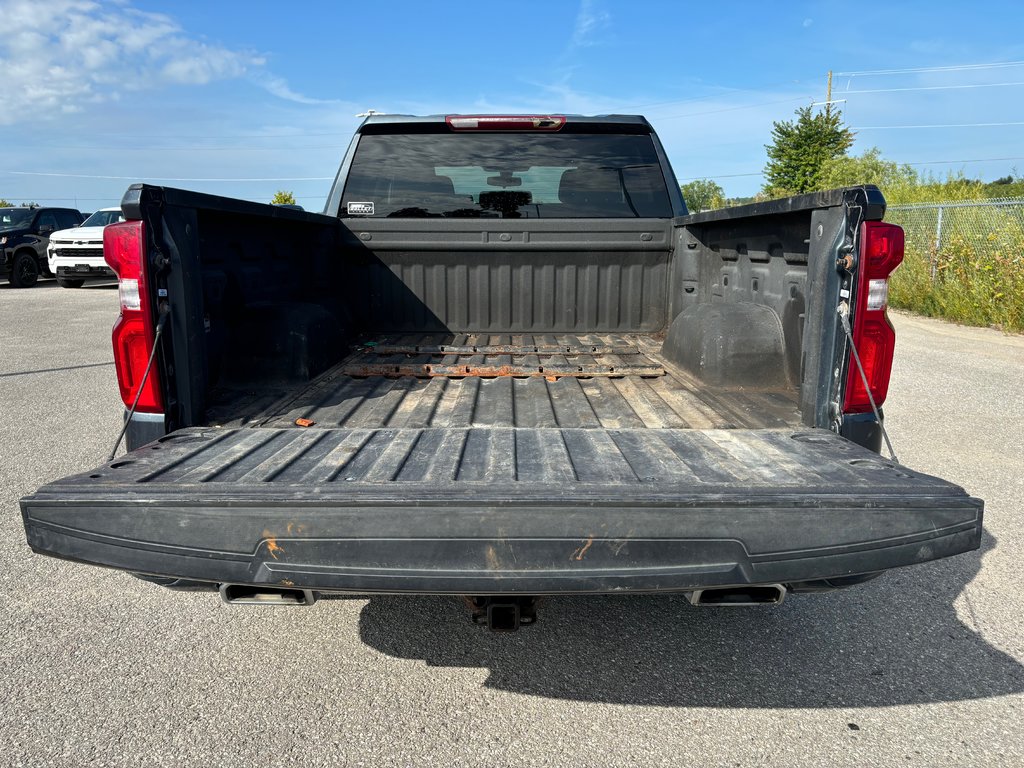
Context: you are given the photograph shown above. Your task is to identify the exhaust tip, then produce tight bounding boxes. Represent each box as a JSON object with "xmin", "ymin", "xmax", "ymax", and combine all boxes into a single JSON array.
[
  {"xmin": 687, "ymin": 584, "xmax": 786, "ymax": 607},
  {"xmin": 219, "ymin": 583, "xmax": 316, "ymax": 606}
]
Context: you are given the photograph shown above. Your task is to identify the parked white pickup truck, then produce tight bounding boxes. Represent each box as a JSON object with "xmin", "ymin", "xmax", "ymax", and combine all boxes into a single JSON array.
[{"xmin": 47, "ymin": 207, "xmax": 124, "ymax": 287}]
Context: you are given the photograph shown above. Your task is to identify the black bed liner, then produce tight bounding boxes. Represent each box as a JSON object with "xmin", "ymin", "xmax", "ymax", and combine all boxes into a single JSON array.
[
  {"xmin": 209, "ymin": 333, "xmax": 802, "ymax": 431},
  {"xmin": 37, "ymin": 427, "xmax": 942, "ymax": 488},
  {"xmin": 22, "ymin": 426, "xmax": 983, "ymax": 594}
]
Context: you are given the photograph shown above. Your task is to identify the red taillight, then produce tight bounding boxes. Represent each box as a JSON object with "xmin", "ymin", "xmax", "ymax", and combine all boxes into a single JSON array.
[
  {"xmin": 843, "ymin": 221, "xmax": 905, "ymax": 414},
  {"xmin": 445, "ymin": 115, "xmax": 566, "ymax": 131},
  {"xmin": 104, "ymin": 220, "xmax": 163, "ymax": 413}
]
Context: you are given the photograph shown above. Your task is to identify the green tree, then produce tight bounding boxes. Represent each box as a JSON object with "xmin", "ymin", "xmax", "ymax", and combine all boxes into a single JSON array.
[
  {"xmin": 983, "ymin": 174, "xmax": 1024, "ymax": 199},
  {"xmin": 0, "ymin": 199, "xmax": 12, "ymax": 207},
  {"xmin": 680, "ymin": 179, "xmax": 725, "ymax": 212},
  {"xmin": 818, "ymin": 147, "xmax": 917, "ymax": 195},
  {"xmin": 820, "ymin": 149, "xmax": 988, "ymax": 204},
  {"xmin": 889, "ymin": 171, "xmax": 984, "ymax": 205},
  {"xmin": 271, "ymin": 190, "xmax": 297, "ymax": 205},
  {"xmin": 763, "ymin": 105, "xmax": 854, "ymax": 196}
]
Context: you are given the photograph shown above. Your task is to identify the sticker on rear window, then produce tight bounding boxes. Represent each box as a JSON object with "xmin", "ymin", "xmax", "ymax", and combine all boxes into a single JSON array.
[{"xmin": 347, "ymin": 201, "xmax": 374, "ymax": 215}]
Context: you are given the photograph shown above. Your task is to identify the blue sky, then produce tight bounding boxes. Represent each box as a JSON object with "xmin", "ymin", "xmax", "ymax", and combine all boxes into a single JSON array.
[{"xmin": 1, "ymin": 0, "xmax": 1022, "ymax": 211}]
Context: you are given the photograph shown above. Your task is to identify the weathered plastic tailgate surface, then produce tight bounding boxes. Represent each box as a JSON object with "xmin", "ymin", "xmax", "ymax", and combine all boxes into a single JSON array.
[{"xmin": 21, "ymin": 427, "xmax": 983, "ymax": 593}]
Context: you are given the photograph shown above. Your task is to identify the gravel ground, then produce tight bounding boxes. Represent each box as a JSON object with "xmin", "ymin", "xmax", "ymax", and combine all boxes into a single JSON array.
[{"xmin": 1, "ymin": 279, "xmax": 1022, "ymax": 767}]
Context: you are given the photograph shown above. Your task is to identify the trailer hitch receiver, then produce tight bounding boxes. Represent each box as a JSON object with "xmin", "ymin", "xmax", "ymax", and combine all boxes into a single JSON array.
[{"xmin": 464, "ymin": 596, "xmax": 538, "ymax": 631}]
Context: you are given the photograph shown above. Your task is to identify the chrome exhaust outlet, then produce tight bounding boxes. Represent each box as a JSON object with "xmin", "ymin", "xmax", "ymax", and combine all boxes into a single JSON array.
[
  {"xmin": 687, "ymin": 584, "xmax": 786, "ymax": 606},
  {"xmin": 219, "ymin": 584, "xmax": 317, "ymax": 606}
]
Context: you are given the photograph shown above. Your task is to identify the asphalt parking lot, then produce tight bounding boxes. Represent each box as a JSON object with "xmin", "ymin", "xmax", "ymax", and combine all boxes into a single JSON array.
[{"xmin": 1, "ymin": 278, "xmax": 1022, "ymax": 767}]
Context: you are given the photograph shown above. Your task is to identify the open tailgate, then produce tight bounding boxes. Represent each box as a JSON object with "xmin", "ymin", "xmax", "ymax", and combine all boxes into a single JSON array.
[{"xmin": 21, "ymin": 427, "xmax": 983, "ymax": 594}]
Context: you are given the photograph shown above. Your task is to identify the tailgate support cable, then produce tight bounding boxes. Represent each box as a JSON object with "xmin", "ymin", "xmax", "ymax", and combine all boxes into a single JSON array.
[
  {"xmin": 837, "ymin": 301, "xmax": 899, "ymax": 464},
  {"xmin": 107, "ymin": 311, "xmax": 169, "ymax": 461}
]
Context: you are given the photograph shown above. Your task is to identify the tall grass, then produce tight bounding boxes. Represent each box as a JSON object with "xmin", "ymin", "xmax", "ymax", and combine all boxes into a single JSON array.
[
  {"xmin": 889, "ymin": 223, "xmax": 1024, "ymax": 332},
  {"xmin": 795, "ymin": 147, "xmax": 1024, "ymax": 331}
]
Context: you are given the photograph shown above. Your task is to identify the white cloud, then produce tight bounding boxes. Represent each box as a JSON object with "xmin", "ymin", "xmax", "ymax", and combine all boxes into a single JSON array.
[
  {"xmin": 0, "ymin": 0, "xmax": 322, "ymax": 124},
  {"xmin": 568, "ymin": 0, "xmax": 611, "ymax": 51},
  {"xmin": 532, "ymin": 0, "xmax": 612, "ymax": 99},
  {"xmin": 259, "ymin": 75, "xmax": 339, "ymax": 106},
  {"xmin": 160, "ymin": 52, "xmax": 248, "ymax": 86}
]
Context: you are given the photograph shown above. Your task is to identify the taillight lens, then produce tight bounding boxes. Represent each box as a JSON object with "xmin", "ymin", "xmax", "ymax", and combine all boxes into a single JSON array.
[
  {"xmin": 445, "ymin": 115, "xmax": 566, "ymax": 131},
  {"xmin": 104, "ymin": 220, "xmax": 163, "ymax": 413},
  {"xmin": 843, "ymin": 221, "xmax": 905, "ymax": 414}
]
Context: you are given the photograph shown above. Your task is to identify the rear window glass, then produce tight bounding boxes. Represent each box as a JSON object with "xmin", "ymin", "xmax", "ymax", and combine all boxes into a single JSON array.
[
  {"xmin": 341, "ymin": 132, "xmax": 673, "ymax": 219},
  {"xmin": 81, "ymin": 210, "xmax": 125, "ymax": 227}
]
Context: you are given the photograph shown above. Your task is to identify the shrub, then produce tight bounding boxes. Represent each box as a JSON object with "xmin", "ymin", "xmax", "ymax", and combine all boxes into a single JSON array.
[{"xmin": 889, "ymin": 213, "xmax": 1024, "ymax": 332}]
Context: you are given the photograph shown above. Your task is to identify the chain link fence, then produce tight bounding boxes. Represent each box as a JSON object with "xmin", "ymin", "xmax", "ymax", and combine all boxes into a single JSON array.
[
  {"xmin": 886, "ymin": 197, "xmax": 1024, "ymax": 280},
  {"xmin": 883, "ymin": 197, "xmax": 1024, "ymax": 331}
]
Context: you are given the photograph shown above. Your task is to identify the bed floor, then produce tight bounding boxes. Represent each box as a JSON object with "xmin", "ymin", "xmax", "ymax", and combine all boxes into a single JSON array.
[{"xmin": 206, "ymin": 333, "xmax": 802, "ymax": 431}]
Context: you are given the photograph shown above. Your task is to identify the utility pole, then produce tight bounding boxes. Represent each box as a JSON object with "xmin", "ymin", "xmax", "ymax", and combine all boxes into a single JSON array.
[{"xmin": 811, "ymin": 71, "xmax": 845, "ymax": 113}]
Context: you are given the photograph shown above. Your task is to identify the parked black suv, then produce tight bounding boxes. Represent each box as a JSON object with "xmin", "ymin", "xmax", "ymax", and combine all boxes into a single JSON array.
[{"xmin": 1, "ymin": 206, "xmax": 84, "ymax": 287}]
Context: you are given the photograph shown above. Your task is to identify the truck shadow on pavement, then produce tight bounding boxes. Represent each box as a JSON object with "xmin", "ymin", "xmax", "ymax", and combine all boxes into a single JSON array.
[
  {"xmin": 357, "ymin": 530, "xmax": 1024, "ymax": 707},
  {"xmin": 0, "ymin": 279, "xmax": 116, "ymax": 290}
]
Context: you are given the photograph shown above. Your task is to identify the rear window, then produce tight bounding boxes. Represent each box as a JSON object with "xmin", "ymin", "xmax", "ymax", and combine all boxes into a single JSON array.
[
  {"xmin": 341, "ymin": 132, "xmax": 673, "ymax": 218},
  {"xmin": 81, "ymin": 210, "xmax": 125, "ymax": 227}
]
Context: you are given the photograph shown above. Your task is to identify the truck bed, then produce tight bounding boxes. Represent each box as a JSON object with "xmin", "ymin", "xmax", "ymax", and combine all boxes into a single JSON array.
[
  {"xmin": 20, "ymin": 181, "xmax": 985, "ymax": 600},
  {"xmin": 207, "ymin": 333, "xmax": 801, "ymax": 431},
  {"xmin": 30, "ymin": 336, "xmax": 966, "ymax": 595}
]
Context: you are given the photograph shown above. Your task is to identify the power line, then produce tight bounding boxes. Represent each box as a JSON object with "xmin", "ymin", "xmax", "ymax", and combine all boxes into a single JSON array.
[
  {"xmin": 677, "ymin": 172, "xmax": 764, "ymax": 181},
  {"xmin": 656, "ymin": 95, "xmax": 812, "ymax": 121},
  {"xmin": 843, "ymin": 80, "xmax": 1024, "ymax": 94},
  {"xmin": 5, "ymin": 97, "xmax": 818, "ymax": 154},
  {"xmin": 609, "ymin": 77, "xmax": 821, "ymax": 112},
  {"xmin": 2, "ymin": 170, "xmax": 334, "ymax": 182},
  {"xmin": 0, "ymin": 64, "xmax": 1016, "ymax": 149},
  {"xmin": 0, "ymin": 80, "xmax": 824, "ymax": 142},
  {"xmin": 16, "ymin": 71, "xmax": 1007, "ymax": 150},
  {"xmin": 854, "ymin": 121, "xmax": 1024, "ymax": 130},
  {"xmin": 1, "ymin": 195, "xmax": 327, "ymax": 202},
  {"xmin": 678, "ymin": 156, "xmax": 1024, "ymax": 182},
  {"xmin": 9, "ymin": 145, "xmax": 348, "ymax": 152},
  {"xmin": 0, "ymin": 85, "xmax": 825, "ymax": 147},
  {"xmin": 13, "ymin": 98, "xmax": 826, "ymax": 148},
  {"xmin": 0, "ymin": 197, "xmax": 118, "ymax": 202},
  {"xmin": 837, "ymin": 61, "xmax": 1024, "ymax": 77},
  {"xmin": 36, "ymin": 131, "xmax": 352, "ymax": 140},
  {"xmin": 906, "ymin": 155, "xmax": 1024, "ymax": 165}
]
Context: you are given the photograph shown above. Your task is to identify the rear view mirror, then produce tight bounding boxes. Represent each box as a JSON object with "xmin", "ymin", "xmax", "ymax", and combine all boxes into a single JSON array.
[
  {"xmin": 38, "ymin": 225, "xmax": 54, "ymax": 234},
  {"xmin": 486, "ymin": 171, "xmax": 522, "ymax": 188}
]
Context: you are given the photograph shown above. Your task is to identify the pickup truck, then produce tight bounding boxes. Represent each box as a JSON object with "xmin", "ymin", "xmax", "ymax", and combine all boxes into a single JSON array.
[
  {"xmin": 47, "ymin": 207, "xmax": 124, "ymax": 287},
  {"xmin": 1, "ymin": 206, "xmax": 84, "ymax": 287},
  {"xmin": 20, "ymin": 114, "xmax": 983, "ymax": 630}
]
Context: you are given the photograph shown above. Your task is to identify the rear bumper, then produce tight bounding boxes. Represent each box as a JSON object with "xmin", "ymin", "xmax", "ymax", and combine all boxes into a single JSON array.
[
  {"xmin": 55, "ymin": 264, "xmax": 114, "ymax": 278},
  {"xmin": 22, "ymin": 494, "xmax": 983, "ymax": 595}
]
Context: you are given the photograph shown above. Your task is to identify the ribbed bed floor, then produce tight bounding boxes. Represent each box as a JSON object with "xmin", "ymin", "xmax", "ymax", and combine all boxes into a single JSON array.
[{"xmin": 209, "ymin": 334, "xmax": 801, "ymax": 431}]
